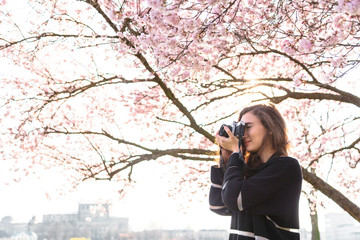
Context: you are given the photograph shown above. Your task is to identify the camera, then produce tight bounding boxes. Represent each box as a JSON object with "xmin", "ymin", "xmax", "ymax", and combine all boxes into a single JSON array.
[{"xmin": 219, "ymin": 121, "xmax": 246, "ymax": 139}]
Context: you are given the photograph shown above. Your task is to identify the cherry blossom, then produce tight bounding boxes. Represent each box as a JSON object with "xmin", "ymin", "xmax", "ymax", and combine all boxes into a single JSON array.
[{"xmin": 0, "ymin": 0, "xmax": 360, "ymax": 227}]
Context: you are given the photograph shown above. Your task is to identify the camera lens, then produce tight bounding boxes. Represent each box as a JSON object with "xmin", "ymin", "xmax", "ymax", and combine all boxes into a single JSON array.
[{"xmin": 219, "ymin": 124, "xmax": 232, "ymax": 138}]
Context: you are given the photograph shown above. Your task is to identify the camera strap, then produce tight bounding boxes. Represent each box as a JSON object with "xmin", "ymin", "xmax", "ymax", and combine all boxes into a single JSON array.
[{"xmin": 219, "ymin": 149, "xmax": 227, "ymax": 173}]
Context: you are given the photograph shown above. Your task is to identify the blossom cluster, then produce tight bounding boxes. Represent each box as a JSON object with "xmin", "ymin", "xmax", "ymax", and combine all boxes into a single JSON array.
[{"xmin": 0, "ymin": 0, "xmax": 359, "ymax": 207}]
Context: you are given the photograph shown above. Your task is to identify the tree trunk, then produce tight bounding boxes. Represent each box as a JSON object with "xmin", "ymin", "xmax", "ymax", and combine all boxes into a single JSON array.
[
  {"xmin": 310, "ymin": 209, "xmax": 321, "ymax": 240},
  {"xmin": 302, "ymin": 167, "xmax": 360, "ymax": 222}
]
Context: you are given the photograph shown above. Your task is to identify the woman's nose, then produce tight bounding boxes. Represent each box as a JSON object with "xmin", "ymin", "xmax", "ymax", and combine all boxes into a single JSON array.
[{"xmin": 243, "ymin": 129, "xmax": 248, "ymax": 137}]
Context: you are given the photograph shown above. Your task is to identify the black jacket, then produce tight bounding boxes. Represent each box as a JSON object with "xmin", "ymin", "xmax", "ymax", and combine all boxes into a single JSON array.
[{"xmin": 209, "ymin": 152, "xmax": 302, "ymax": 240}]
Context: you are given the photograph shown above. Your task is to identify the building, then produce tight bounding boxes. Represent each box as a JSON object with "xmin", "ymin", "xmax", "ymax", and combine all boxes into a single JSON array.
[
  {"xmin": 35, "ymin": 203, "xmax": 128, "ymax": 240},
  {"xmin": 325, "ymin": 212, "xmax": 360, "ymax": 240},
  {"xmin": 197, "ymin": 229, "xmax": 228, "ymax": 240},
  {"xmin": 0, "ymin": 217, "xmax": 32, "ymax": 240},
  {"xmin": 0, "ymin": 230, "xmax": 37, "ymax": 240},
  {"xmin": 132, "ymin": 229, "xmax": 196, "ymax": 240},
  {"xmin": 11, "ymin": 231, "xmax": 37, "ymax": 240},
  {"xmin": 0, "ymin": 204, "xmax": 128, "ymax": 240},
  {"xmin": 299, "ymin": 228, "xmax": 311, "ymax": 240},
  {"xmin": 0, "ymin": 230, "xmax": 10, "ymax": 240}
]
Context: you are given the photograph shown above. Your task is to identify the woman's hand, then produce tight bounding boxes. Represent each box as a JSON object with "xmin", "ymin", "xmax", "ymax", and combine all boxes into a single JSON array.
[{"xmin": 215, "ymin": 126, "xmax": 240, "ymax": 153}]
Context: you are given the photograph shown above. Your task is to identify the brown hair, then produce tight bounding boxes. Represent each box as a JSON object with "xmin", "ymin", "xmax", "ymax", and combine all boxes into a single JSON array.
[{"xmin": 238, "ymin": 104, "xmax": 289, "ymax": 177}]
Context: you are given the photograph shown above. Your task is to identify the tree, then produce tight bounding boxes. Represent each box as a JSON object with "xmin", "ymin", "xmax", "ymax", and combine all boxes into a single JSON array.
[{"xmin": 1, "ymin": 0, "xmax": 359, "ymax": 230}]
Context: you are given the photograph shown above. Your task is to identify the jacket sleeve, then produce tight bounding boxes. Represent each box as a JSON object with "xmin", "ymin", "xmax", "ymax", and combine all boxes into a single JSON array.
[
  {"xmin": 209, "ymin": 165, "xmax": 232, "ymax": 216},
  {"xmin": 220, "ymin": 152, "xmax": 246, "ymax": 211},
  {"xmin": 221, "ymin": 153, "xmax": 302, "ymax": 215}
]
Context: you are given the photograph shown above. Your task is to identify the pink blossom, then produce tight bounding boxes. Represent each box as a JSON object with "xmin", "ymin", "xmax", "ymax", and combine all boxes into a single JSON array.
[
  {"xmin": 332, "ymin": 14, "xmax": 347, "ymax": 30},
  {"xmin": 337, "ymin": 0, "xmax": 360, "ymax": 15},
  {"xmin": 247, "ymin": 0, "xmax": 255, "ymax": 5},
  {"xmin": 166, "ymin": 13, "xmax": 179, "ymax": 26},
  {"xmin": 298, "ymin": 38, "xmax": 313, "ymax": 53},
  {"xmin": 147, "ymin": 0, "xmax": 162, "ymax": 9},
  {"xmin": 181, "ymin": 71, "xmax": 190, "ymax": 79},
  {"xmin": 331, "ymin": 57, "xmax": 346, "ymax": 68},
  {"xmin": 293, "ymin": 72, "xmax": 309, "ymax": 87},
  {"xmin": 0, "ymin": 0, "xmax": 359, "ymax": 216},
  {"xmin": 281, "ymin": 40, "xmax": 296, "ymax": 54},
  {"xmin": 208, "ymin": 0, "xmax": 218, "ymax": 4}
]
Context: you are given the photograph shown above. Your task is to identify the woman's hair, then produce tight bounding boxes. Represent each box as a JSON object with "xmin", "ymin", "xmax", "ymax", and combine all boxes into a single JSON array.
[{"xmin": 238, "ymin": 104, "xmax": 289, "ymax": 177}]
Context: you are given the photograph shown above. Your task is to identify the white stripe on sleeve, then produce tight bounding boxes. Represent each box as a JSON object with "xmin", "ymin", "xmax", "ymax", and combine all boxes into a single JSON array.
[
  {"xmin": 229, "ymin": 229, "xmax": 269, "ymax": 240},
  {"xmin": 237, "ymin": 192, "xmax": 243, "ymax": 211},
  {"xmin": 209, "ymin": 205, "xmax": 227, "ymax": 210},
  {"xmin": 266, "ymin": 216, "xmax": 299, "ymax": 233},
  {"xmin": 211, "ymin": 183, "xmax": 222, "ymax": 189}
]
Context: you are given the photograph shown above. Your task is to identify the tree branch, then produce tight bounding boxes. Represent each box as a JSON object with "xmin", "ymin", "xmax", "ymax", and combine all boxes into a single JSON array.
[{"xmin": 302, "ymin": 167, "xmax": 360, "ymax": 222}]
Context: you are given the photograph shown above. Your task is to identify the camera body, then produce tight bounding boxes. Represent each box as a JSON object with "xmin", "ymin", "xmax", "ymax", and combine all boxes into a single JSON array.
[{"xmin": 219, "ymin": 121, "xmax": 246, "ymax": 139}]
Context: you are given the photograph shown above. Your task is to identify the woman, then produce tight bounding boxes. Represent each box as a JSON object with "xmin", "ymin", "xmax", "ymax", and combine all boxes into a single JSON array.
[{"xmin": 209, "ymin": 104, "xmax": 302, "ymax": 240}]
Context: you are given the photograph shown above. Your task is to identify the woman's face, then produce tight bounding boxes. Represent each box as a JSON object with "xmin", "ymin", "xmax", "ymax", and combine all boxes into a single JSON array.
[{"xmin": 240, "ymin": 112, "xmax": 267, "ymax": 153}]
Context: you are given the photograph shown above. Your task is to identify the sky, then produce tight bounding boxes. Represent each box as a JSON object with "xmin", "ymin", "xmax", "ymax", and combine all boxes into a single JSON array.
[
  {"xmin": 0, "ymin": 160, "xmax": 230, "ymax": 231},
  {"xmin": 0, "ymin": 157, "xmax": 337, "ymax": 232}
]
